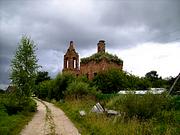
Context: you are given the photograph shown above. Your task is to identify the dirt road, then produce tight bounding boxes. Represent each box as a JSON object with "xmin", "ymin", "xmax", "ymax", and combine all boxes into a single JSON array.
[{"xmin": 20, "ymin": 99, "xmax": 80, "ymax": 135}]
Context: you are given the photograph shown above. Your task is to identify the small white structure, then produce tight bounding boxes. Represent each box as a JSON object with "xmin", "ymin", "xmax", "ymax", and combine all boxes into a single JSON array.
[
  {"xmin": 106, "ymin": 109, "xmax": 119, "ymax": 115},
  {"xmin": 91, "ymin": 102, "xmax": 104, "ymax": 113},
  {"xmin": 118, "ymin": 88, "xmax": 166, "ymax": 95},
  {"xmin": 149, "ymin": 88, "xmax": 166, "ymax": 94},
  {"xmin": 79, "ymin": 110, "xmax": 86, "ymax": 116}
]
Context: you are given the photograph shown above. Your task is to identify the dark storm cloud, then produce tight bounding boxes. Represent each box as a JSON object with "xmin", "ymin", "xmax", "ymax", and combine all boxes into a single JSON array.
[
  {"xmin": 0, "ymin": 56, "xmax": 11, "ymax": 84},
  {"xmin": 0, "ymin": 0, "xmax": 180, "ymax": 85},
  {"xmin": 99, "ymin": 0, "xmax": 180, "ymax": 44}
]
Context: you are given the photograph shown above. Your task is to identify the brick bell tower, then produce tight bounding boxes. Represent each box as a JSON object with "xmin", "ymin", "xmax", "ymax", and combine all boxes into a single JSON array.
[
  {"xmin": 97, "ymin": 40, "xmax": 105, "ymax": 53},
  {"xmin": 62, "ymin": 41, "xmax": 79, "ymax": 75}
]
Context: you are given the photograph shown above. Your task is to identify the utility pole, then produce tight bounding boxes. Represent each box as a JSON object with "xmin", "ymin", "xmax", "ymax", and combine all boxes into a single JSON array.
[{"xmin": 168, "ymin": 73, "xmax": 180, "ymax": 95}]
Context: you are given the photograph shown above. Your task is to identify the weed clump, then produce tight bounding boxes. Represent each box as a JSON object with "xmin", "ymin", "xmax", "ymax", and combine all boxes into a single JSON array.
[{"xmin": 106, "ymin": 92, "xmax": 176, "ymax": 120}]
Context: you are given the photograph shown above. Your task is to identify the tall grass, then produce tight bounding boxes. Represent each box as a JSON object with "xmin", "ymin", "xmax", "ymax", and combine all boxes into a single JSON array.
[
  {"xmin": 55, "ymin": 94, "xmax": 180, "ymax": 135},
  {"xmin": 0, "ymin": 94, "xmax": 36, "ymax": 135},
  {"xmin": 0, "ymin": 110, "xmax": 34, "ymax": 135}
]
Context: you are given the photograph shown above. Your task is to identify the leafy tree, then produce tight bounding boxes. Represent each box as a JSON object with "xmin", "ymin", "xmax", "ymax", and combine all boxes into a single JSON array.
[
  {"xmin": 65, "ymin": 80, "xmax": 97, "ymax": 99},
  {"xmin": 10, "ymin": 36, "xmax": 39, "ymax": 101},
  {"xmin": 93, "ymin": 68, "xmax": 128, "ymax": 93},
  {"xmin": 126, "ymin": 74, "xmax": 151, "ymax": 90},
  {"xmin": 35, "ymin": 72, "xmax": 76, "ymax": 100},
  {"xmin": 37, "ymin": 80, "xmax": 54, "ymax": 99},
  {"xmin": 52, "ymin": 72, "xmax": 76, "ymax": 100},
  {"xmin": 34, "ymin": 71, "xmax": 51, "ymax": 97},
  {"xmin": 145, "ymin": 70, "xmax": 166, "ymax": 88},
  {"xmin": 35, "ymin": 71, "xmax": 51, "ymax": 85},
  {"xmin": 138, "ymin": 77, "xmax": 152, "ymax": 89},
  {"xmin": 145, "ymin": 70, "xmax": 159, "ymax": 81},
  {"xmin": 0, "ymin": 89, "xmax": 5, "ymax": 94},
  {"xmin": 93, "ymin": 69, "xmax": 154, "ymax": 93}
]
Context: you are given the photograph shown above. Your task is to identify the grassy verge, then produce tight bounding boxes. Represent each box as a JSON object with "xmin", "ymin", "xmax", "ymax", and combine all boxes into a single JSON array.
[
  {"xmin": 55, "ymin": 96, "xmax": 180, "ymax": 135},
  {"xmin": 0, "ymin": 111, "xmax": 35, "ymax": 135},
  {"xmin": 0, "ymin": 94, "xmax": 36, "ymax": 135}
]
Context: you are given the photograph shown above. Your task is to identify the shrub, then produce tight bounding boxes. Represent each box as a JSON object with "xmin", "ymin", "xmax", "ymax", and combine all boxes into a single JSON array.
[
  {"xmin": 171, "ymin": 95, "xmax": 180, "ymax": 110},
  {"xmin": 95, "ymin": 93, "xmax": 117, "ymax": 101},
  {"xmin": 93, "ymin": 68, "xmax": 128, "ymax": 93},
  {"xmin": 106, "ymin": 92, "xmax": 174, "ymax": 119},
  {"xmin": 3, "ymin": 94, "xmax": 23, "ymax": 115},
  {"xmin": 23, "ymin": 99, "xmax": 37, "ymax": 112},
  {"xmin": 36, "ymin": 72, "xmax": 76, "ymax": 100},
  {"xmin": 3, "ymin": 95, "xmax": 37, "ymax": 115},
  {"xmin": 0, "ymin": 101, "xmax": 35, "ymax": 135},
  {"xmin": 53, "ymin": 72, "xmax": 76, "ymax": 100},
  {"xmin": 65, "ymin": 81, "xmax": 97, "ymax": 99},
  {"xmin": 37, "ymin": 80, "xmax": 53, "ymax": 99}
]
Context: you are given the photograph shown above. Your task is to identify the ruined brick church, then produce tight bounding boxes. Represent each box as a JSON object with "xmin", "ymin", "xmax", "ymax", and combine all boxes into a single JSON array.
[{"xmin": 62, "ymin": 40, "xmax": 123, "ymax": 79}]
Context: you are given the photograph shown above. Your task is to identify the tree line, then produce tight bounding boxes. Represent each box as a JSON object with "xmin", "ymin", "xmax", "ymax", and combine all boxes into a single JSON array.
[
  {"xmin": 7, "ymin": 36, "xmax": 180, "ymax": 106},
  {"xmin": 1, "ymin": 36, "xmax": 178, "ymax": 135}
]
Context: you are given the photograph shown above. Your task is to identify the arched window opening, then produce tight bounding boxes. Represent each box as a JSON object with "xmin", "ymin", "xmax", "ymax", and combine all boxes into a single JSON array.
[
  {"xmin": 67, "ymin": 60, "xmax": 69, "ymax": 68},
  {"xmin": 86, "ymin": 73, "xmax": 89, "ymax": 79},
  {"xmin": 73, "ymin": 58, "xmax": 76, "ymax": 68}
]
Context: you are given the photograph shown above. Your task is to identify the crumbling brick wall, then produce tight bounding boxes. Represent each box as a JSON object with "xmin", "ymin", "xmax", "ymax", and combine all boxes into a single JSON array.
[{"xmin": 80, "ymin": 58, "xmax": 123, "ymax": 79}]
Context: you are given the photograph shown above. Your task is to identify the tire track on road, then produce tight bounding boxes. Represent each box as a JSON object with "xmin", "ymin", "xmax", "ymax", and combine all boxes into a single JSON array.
[{"xmin": 21, "ymin": 98, "xmax": 80, "ymax": 135}]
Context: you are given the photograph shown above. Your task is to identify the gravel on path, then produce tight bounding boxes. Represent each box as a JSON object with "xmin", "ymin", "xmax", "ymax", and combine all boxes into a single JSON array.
[{"xmin": 20, "ymin": 99, "xmax": 80, "ymax": 135}]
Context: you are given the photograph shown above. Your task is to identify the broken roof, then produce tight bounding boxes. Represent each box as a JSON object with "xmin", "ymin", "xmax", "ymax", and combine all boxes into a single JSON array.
[{"xmin": 81, "ymin": 52, "xmax": 123, "ymax": 65}]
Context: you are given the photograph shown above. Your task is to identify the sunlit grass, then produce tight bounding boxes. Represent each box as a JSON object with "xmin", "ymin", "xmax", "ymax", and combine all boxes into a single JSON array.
[{"xmin": 55, "ymin": 97, "xmax": 180, "ymax": 135}]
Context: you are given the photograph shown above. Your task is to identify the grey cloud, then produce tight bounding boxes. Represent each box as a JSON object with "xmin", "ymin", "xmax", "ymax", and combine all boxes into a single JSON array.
[
  {"xmin": 99, "ymin": 0, "xmax": 180, "ymax": 43},
  {"xmin": 0, "ymin": 0, "xmax": 180, "ymax": 84},
  {"xmin": 0, "ymin": 56, "xmax": 11, "ymax": 84}
]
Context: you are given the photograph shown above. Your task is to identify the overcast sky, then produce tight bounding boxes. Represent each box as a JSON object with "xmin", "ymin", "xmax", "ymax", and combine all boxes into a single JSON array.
[{"xmin": 0, "ymin": 0, "xmax": 180, "ymax": 89}]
